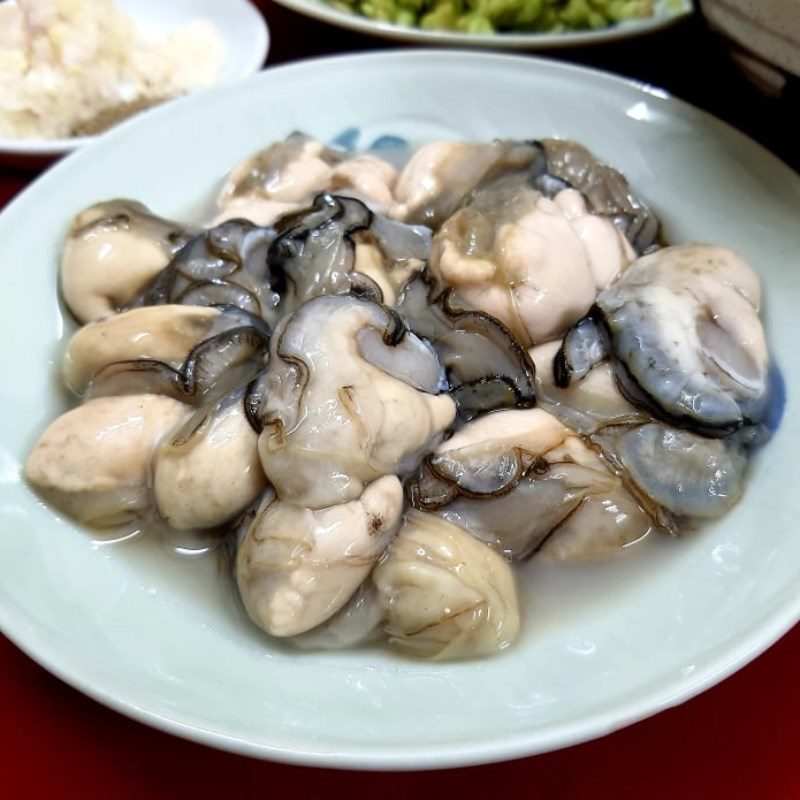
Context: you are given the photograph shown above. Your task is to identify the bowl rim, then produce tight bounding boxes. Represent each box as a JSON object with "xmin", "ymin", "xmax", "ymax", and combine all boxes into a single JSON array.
[
  {"xmin": 1, "ymin": 48, "xmax": 799, "ymax": 770},
  {"xmin": 270, "ymin": 0, "xmax": 692, "ymax": 49}
]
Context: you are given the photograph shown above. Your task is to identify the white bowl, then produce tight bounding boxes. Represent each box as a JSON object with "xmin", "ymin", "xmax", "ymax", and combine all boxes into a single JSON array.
[
  {"xmin": 0, "ymin": 51, "xmax": 798, "ymax": 770},
  {"xmin": 0, "ymin": 0, "xmax": 269, "ymax": 163},
  {"xmin": 271, "ymin": 0, "xmax": 692, "ymax": 48}
]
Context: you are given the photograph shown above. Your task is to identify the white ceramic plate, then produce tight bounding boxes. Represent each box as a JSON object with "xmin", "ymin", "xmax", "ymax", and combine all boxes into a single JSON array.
[
  {"xmin": 1, "ymin": 51, "xmax": 798, "ymax": 770},
  {"xmin": 271, "ymin": 0, "xmax": 692, "ymax": 48},
  {"xmin": 0, "ymin": 0, "xmax": 269, "ymax": 162}
]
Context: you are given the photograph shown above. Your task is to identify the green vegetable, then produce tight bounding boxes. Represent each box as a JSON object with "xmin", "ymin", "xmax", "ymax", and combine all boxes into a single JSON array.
[
  {"xmin": 420, "ymin": 0, "xmax": 462, "ymax": 28},
  {"xmin": 330, "ymin": 0, "xmax": 656, "ymax": 34},
  {"xmin": 456, "ymin": 11, "xmax": 495, "ymax": 32}
]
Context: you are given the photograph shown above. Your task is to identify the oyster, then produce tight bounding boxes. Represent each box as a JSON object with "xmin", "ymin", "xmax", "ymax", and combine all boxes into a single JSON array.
[
  {"xmin": 555, "ymin": 245, "xmax": 770, "ymax": 436},
  {"xmin": 64, "ymin": 304, "xmax": 269, "ymax": 397},
  {"xmin": 63, "ymin": 305, "xmax": 220, "ymax": 395},
  {"xmin": 61, "ymin": 200, "xmax": 190, "ymax": 323},
  {"xmin": 531, "ymin": 340, "xmax": 644, "ymax": 435},
  {"xmin": 219, "ymin": 133, "xmax": 345, "ymax": 207},
  {"xmin": 254, "ymin": 294, "xmax": 455, "ymax": 508},
  {"xmin": 408, "ymin": 408, "xmax": 652, "ymax": 561},
  {"xmin": 601, "ymin": 422, "xmax": 747, "ymax": 522},
  {"xmin": 267, "ymin": 194, "xmax": 375, "ymax": 311},
  {"xmin": 213, "ymin": 198, "xmax": 299, "ymax": 228},
  {"xmin": 391, "ymin": 139, "xmax": 537, "ymax": 227},
  {"xmin": 153, "ymin": 391, "xmax": 267, "ymax": 530},
  {"xmin": 326, "ymin": 154, "xmax": 398, "ymax": 214},
  {"xmin": 429, "ymin": 174, "xmax": 634, "ymax": 346},
  {"xmin": 134, "ymin": 219, "xmax": 279, "ymax": 323},
  {"xmin": 373, "ymin": 509, "xmax": 520, "ymax": 659},
  {"xmin": 352, "ymin": 215, "xmax": 432, "ymax": 306},
  {"xmin": 533, "ymin": 340, "xmax": 750, "ymax": 529},
  {"xmin": 216, "ymin": 133, "xmax": 398, "ymax": 224},
  {"xmin": 268, "ymin": 193, "xmax": 431, "ymax": 311},
  {"xmin": 396, "ymin": 272, "xmax": 536, "ymax": 418},
  {"xmin": 236, "ymin": 475, "xmax": 403, "ymax": 637},
  {"xmin": 391, "ymin": 137, "xmax": 659, "ymax": 253},
  {"xmin": 530, "ymin": 138, "xmax": 660, "ymax": 254},
  {"xmin": 291, "ymin": 582, "xmax": 384, "ymax": 651},
  {"xmin": 25, "ymin": 394, "xmax": 188, "ymax": 527}
]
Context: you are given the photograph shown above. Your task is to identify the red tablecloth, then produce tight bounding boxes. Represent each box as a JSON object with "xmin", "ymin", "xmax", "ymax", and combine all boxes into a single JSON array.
[{"xmin": 2, "ymin": 4, "xmax": 798, "ymax": 796}]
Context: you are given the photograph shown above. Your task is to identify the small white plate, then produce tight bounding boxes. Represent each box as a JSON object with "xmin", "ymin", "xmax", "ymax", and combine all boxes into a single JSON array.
[
  {"xmin": 272, "ymin": 0, "xmax": 692, "ymax": 48},
  {"xmin": 0, "ymin": 0, "xmax": 269, "ymax": 163},
  {"xmin": 0, "ymin": 51, "xmax": 798, "ymax": 770}
]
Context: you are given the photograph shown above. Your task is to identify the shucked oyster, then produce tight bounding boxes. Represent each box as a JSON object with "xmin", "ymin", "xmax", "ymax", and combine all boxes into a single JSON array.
[
  {"xmin": 556, "ymin": 245, "xmax": 771, "ymax": 436},
  {"xmin": 391, "ymin": 137, "xmax": 659, "ymax": 252},
  {"xmin": 373, "ymin": 509, "xmax": 520, "ymax": 659},
  {"xmin": 134, "ymin": 219, "xmax": 280, "ymax": 323},
  {"xmin": 26, "ymin": 394, "xmax": 188, "ymax": 527},
  {"xmin": 153, "ymin": 390, "xmax": 267, "ymax": 530},
  {"xmin": 429, "ymin": 175, "xmax": 635, "ymax": 346},
  {"xmin": 267, "ymin": 194, "xmax": 374, "ymax": 311},
  {"xmin": 215, "ymin": 133, "xmax": 398, "ymax": 225},
  {"xmin": 63, "ymin": 304, "xmax": 269, "ymax": 398},
  {"xmin": 61, "ymin": 200, "xmax": 191, "ymax": 323},
  {"xmin": 53, "ymin": 302, "xmax": 272, "ymax": 531},
  {"xmin": 254, "ymin": 294, "xmax": 456, "ymax": 509},
  {"xmin": 408, "ymin": 408, "xmax": 652, "ymax": 561},
  {"xmin": 397, "ymin": 138, "xmax": 659, "ymax": 348},
  {"xmin": 530, "ymin": 138, "xmax": 660, "ymax": 254},
  {"xmin": 290, "ymin": 582, "xmax": 384, "ymax": 651},
  {"xmin": 600, "ymin": 422, "xmax": 748, "ymax": 524},
  {"xmin": 530, "ymin": 340, "xmax": 644, "ymax": 435},
  {"xmin": 352, "ymin": 214, "xmax": 432, "ymax": 306},
  {"xmin": 219, "ymin": 133, "xmax": 346, "ymax": 208},
  {"xmin": 237, "ymin": 476, "xmax": 403, "ymax": 637},
  {"xmin": 532, "ymin": 339, "xmax": 750, "ymax": 529},
  {"xmin": 267, "ymin": 193, "xmax": 431, "ymax": 313},
  {"xmin": 63, "ymin": 305, "xmax": 220, "ymax": 395},
  {"xmin": 327, "ymin": 153, "xmax": 398, "ymax": 214},
  {"xmin": 396, "ymin": 271, "xmax": 536, "ymax": 418},
  {"xmin": 391, "ymin": 139, "xmax": 537, "ymax": 227}
]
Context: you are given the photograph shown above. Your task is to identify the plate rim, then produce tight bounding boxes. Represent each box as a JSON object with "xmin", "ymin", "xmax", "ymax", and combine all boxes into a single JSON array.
[
  {"xmin": 0, "ymin": 0, "xmax": 270, "ymax": 158},
  {"xmin": 1, "ymin": 48, "xmax": 799, "ymax": 770},
  {"xmin": 270, "ymin": 0, "xmax": 692, "ymax": 49}
]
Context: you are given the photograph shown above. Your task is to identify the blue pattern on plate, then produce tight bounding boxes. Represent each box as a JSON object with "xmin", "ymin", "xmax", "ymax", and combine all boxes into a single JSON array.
[
  {"xmin": 328, "ymin": 128, "xmax": 409, "ymax": 154},
  {"xmin": 764, "ymin": 362, "xmax": 786, "ymax": 435},
  {"xmin": 369, "ymin": 134, "xmax": 409, "ymax": 151},
  {"xmin": 329, "ymin": 127, "xmax": 361, "ymax": 152}
]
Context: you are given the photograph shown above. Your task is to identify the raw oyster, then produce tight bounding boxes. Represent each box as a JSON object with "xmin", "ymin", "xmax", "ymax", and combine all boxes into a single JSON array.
[
  {"xmin": 254, "ymin": 294, "xmax": 455, "ymax": 509},
  {"xmin": 396, "ymin": 271, "xmax": 536, "ymax": 418},
  {"xmin": 556, "ymin": 245, "xmax": 770, "ymax": 436},
  {"xmin": 408, "ymin": 408, "xmax": 652, "ymax": 561},
  {"xmin": 61, "ymin": 199, "xmax": 190, "ymax": 323},
  {"xmin": 25, "ymin": 394, "xmax": 188, "ymax": 527},
  {"xmin": 237, "ymin": 476, "xmax": 403, "ymax": 637},
  {"xmin": 373, "ymin": 509, "xmax": 520, "ymax": 659}
]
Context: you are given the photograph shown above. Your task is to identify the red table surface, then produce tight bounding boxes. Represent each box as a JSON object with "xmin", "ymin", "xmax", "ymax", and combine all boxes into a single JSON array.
[{"xmin": 2, "ymin": 4, "xmax": 799, "ymax": 797}]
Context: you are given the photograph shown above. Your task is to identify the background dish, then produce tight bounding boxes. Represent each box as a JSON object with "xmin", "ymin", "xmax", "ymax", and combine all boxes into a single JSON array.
[
  {"xmin": 0, "ymin": 51, "xmax": 798, "ymax": 770},
  {"xmin": 700, "ymin": 0, "xmax": 800, "ymax": 98},
  {"xmin": 270, "ymin": 0, "xmax": 692, "ymax": 48},
  {"xmin": 0, "ymin": 0, "xmax": 269, "ymax": 163}
]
